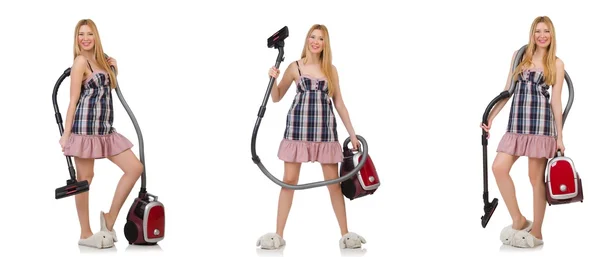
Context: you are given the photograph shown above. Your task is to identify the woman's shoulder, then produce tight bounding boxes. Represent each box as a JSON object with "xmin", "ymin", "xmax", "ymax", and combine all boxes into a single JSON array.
[
  {"xmin": 73, "ymin": 55, "xmax": 88, "ymax": 67},
  {"xmin": 555, "ymin": 57, "xmax": 564, "ymax": 69}
]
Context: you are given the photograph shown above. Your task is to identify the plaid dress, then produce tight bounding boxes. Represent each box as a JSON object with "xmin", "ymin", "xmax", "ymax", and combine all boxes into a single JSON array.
[
  {"xmin": 277, "ymin": 61, "xmax": 343, "ymax": 164},
  {"xmin": 63, "ymin": 60, "xmax": 133, "ymax": 159},
  {"xmin": 497, "ymin": 68, "xmax": 557, "ymax": 159}
]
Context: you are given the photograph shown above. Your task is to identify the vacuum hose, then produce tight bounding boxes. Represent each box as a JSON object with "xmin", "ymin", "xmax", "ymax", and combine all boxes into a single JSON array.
[
  {"xmin": 104, "ymin": 54, "xmax": 148, "ymax": 195},
  {"xmin": 251, "ymin": 26, "xmax": 369, "ymax": 190},
  {"xmin": 480, "ymin": 44, "xmax": 574, "ymax": 228}
]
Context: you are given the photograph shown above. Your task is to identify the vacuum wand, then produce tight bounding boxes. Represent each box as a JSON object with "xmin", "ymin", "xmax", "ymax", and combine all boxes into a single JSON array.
[
  {"xmin": 251, "ymin": 26, "xmax": 369, "ymax": 190},
  {"xmin": 480, "ymin": 91, "xmax": 509, "ymax": 228},
  {"xmin": 53, "ymin": 67, "xmax": 90, "ymax": 199}
]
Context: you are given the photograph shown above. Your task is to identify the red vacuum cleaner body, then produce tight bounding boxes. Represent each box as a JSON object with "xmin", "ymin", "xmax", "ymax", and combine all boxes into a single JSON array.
[
  {"xmin": 124, "ymin": 192, "xmax": 165, "ymax": 245},
  {"xmin": 340, "ymin": 145, "xmax": 380, "ymax": 200},
  {"xmin": 545, "ymin": 151, "xmax": 583, "ymax": 206}
]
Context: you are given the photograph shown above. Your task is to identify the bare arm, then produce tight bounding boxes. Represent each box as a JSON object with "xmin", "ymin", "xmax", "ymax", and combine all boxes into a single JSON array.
[
  {"xmin": 551, "ymin": 59, "xmax": 565, "ymax": 140},
  {"xmin": 488, "ymin": 50, "xmax": 519, "ymax": 122},
  {"xmin": 63, "ymin": 56, "xmax": 86, "ymax": 135},
  {"xmin": 271, "ymin": 62, "xmax": 296, "ymax": 103},
  {"xmin": 331, "ymin": 65, "xmax": 356, "ymax": 138}
]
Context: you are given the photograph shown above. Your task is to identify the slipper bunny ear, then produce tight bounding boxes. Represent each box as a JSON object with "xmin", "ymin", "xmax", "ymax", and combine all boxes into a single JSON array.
[
  {"xmin": 256, "ymin": 237, "xmax": 262, "ymax": 247},
  {"xmin": 95, "ymin": 234, "xmax": 104, "ymax": 249},
  {"xmin": 273, "ymin": 238, "xmax": 280, "ymax": 249},
  {"xmin": 358, "ymin": 235, "xmax": 366, "ymax": 244},
  {"xmin": 526, "ymin": 235, "xmax": 534, "ymax": 248},
  {"xmin": 339, "ymin": 238, "xmax": 346, "ymax": 249}
]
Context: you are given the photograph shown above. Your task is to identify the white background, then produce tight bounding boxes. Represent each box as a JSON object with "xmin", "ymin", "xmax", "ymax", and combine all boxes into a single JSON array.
[{"xmin": 0, "ymin": 0, "xmax": 598, "ymax": 256}]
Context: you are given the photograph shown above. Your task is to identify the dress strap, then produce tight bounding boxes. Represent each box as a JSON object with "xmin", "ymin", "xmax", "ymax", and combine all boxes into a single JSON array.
[
  {"xmin": 86, "ymin": 60, "xmax": 94, "ymax": 73},
  {"xmin": 295, "ymin": 61, "xmax": 302, "ymax": 76}
]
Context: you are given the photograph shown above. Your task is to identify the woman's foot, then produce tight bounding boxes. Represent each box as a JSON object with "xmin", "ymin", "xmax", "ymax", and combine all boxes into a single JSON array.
[
  {"xmin": 500, "ymin": 216, "xmax": 532, "ymax": 245},
  {"xmin": 512, "ymin": 215, "xmax": 529, "ymax": 230},
  {"xmin": 100, "ymin": 211, "xmax": 118, "ymax": 242},
  {"xmin": 529, "ymin": 230, "xmax": 543, "ymax": 241},
  {"xmin": 78, "ymin": 231, "xmax": 114, "ymax": 249}
]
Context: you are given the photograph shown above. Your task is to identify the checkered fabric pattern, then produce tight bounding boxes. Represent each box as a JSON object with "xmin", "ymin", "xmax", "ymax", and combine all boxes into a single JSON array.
[
  {"xmin": 71, "ymin": 61, "xmax": 115, "ymax": 135},
  {"xmin": 283, "ymin": 61, "xmax": 339, "ymax": 142},
  {"xmin": 506, "ymin": 69, "xmax": 557, "ymax": 137}
]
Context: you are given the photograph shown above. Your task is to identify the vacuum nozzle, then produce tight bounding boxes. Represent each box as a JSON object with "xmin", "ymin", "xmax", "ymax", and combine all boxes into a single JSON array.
[
  {"xmin": 55, "ymin": 179, "xmax": 89, "ymax": 199},
  {"xmin": 481, "ymin": 198, "xmax": 498, "ymax": 228},
  {"xmin": 267, "ymin": 26, "xmax": 289, "ymax": 48}
]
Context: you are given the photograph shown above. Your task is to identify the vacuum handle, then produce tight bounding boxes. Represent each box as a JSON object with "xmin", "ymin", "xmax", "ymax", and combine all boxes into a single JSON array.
[
  {"xmin": 147, "ymin": 193, "xmax": 158, "ymax": 201},
  {"xmin": 342, "ymin": 136, "xmax": 362, "ymax": 152}
]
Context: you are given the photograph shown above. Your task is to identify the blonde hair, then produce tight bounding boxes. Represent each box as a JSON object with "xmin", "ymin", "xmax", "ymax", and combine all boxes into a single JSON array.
[
  {"xmin": 300, "ymin": 24, "xmax": 336, "ymax": 97},
  {"xmin": 73, "ymin": 19, "xmax": 117, "ymax": 89},
  {"xmin": 513, "ymin": 16, "xmax": 557, "ymax": 85}
]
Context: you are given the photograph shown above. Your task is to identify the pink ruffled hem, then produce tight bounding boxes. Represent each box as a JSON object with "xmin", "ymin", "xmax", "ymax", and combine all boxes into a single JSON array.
[
  {"xmin": 63, "ymin": 131, "xmax": 134, "ymax": 159},
  {"xmin": 278, "ymin": 139, "xmax": 343, "ymax": 164},
  {"xmin": 497, "ymin": 132, "xmax": 557, "ymax": 159}
]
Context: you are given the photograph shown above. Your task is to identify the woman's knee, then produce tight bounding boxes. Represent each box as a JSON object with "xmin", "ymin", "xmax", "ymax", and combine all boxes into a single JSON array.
[
  {"xmin": 77, "ymin": 172, "xmax": 94, "ymax": 183},
  {"xmin": 528, "ymin": 158, "xmax": 546, "ymax": 185},
  {"xmin": 74, "ymin": 158, "xmax": 95, "ymax": 182},
  {"xmin": 492, "ymin": 153, "xmax": 516, "ymax": 178},
  {"xmin": 282, "ymin": 162, "xmax": 301, "ymax": 185},
  {"xmin": 127, "ymin": 160, "xmax": 144, "ymax": 177},
  {"xmin": 282, "ymin": 175, "xmax": 299, "ymax": 185}
]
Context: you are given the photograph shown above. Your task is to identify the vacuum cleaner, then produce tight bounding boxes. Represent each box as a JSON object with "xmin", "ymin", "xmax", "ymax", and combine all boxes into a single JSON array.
[
  {"xmin": 251, "ymin": 26, "xmax": 369, "ymax": 190},
  {"xmin": 480, "ymin": 44, "xmax": 574, "ymax": 228},
  {"xmin": 51, "ymin": 55, "xmax": 165, "ymax": 245}
]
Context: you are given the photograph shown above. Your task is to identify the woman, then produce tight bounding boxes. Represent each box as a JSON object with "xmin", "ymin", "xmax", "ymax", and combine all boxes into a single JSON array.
[
  {"xmin": 258, "ymin": 24, "xmax": 366, "ymax": 249},
  {"xmin": 59, "ymin": 19, "xmax": 143, "ymax": 249},
  {"xmin": 481, "ymin": 16, "xmax": 565, "ymax": 248}
]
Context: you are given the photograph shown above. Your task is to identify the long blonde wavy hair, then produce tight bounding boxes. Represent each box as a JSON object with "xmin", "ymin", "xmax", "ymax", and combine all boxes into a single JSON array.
[
  {"xmin": 73, "ymin": 19, "xmax": 117, "ymax": 89},
  {"xmin": 512, "ymin": 16, "xmax": 558, "ymax": 86},
  {"xmin": 300, "ymin": 24, "xmax": 337, "ymax": 97}
]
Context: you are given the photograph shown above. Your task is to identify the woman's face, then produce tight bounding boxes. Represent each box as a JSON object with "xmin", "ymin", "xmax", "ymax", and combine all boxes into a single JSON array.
[
  {"xmin": 533, "ymin": 22, "xmax": 551, "ymax": 48},
  {"xmin": 78, "ymin": 25, "xmax": 95, "ymax": 51},
  {"xmin": 307, "ymin": 29, "xmax": 324, "ymax": 54}
]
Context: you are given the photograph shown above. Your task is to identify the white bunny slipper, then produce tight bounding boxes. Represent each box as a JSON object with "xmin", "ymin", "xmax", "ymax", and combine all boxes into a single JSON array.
[
  {"xmin": 511, "ymin": 230, "xmax": 544, "ymax": 248},
  {"xmin": 500, "ymin": 219, "xmax": 533, "ymax": 245},
  {"xmin": 100, "ymin": 211, "xmax": 118, "ymax": 242},
  {"xmin": 256, "ymin": 233, "xmax": 286, "ymax": 250},
  {"xmin": 339, "ymin": 232, "xmax": 366, "ymax": 249},
  {"xmin": 78, "ymin": 231, "xmax": 114, "ymax": 249}
]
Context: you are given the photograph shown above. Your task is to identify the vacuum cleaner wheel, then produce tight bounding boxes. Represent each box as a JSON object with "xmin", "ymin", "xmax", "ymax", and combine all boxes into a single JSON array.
[{"xmin": 124, "ymin": 221, "xmax": 138, "ymax": 244}]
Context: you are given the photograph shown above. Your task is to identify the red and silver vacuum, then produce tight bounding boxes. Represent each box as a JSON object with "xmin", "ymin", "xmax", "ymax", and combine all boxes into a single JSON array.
[
  {"xmin": 340, "ymin": 137, "xmax": 380, "ymax": 200},
  {"xmin": 545, "ymin": 150, "xmax": 583, "ymax": 206}
]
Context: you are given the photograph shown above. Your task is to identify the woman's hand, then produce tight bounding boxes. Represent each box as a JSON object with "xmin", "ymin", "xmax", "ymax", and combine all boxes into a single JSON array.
[
  {"xmin": 59, "ymin": 133, "xmax": 71, "ymax": 152},
  {"xmin": 557, "ymin": 137, "xmax": 565, "ymax": 154},
  {"xmin": 480, "ymin": 120, "xmax": 492, "ymax": 139},
  {"xmin": 107, "ymin": 56, "xmax": 118, "ymax": 70},
  {"xmin": 351, "ymin": 135, "xmax": 360, "ymax": 150},
  {"xmin": 269, "ymin": 66, "xmax": 280, "ymax": 79}
]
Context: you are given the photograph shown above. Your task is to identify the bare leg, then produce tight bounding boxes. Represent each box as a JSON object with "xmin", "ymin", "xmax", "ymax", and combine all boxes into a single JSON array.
[
  {"xmin": 102, "ymin": 149, "xmax": 143, "ymax": 231},
  {"xmin": 528, "ymin": 157, "xmax": 547, "ymax": 239},
  {"xmin": 321, "ymin": 163, "xmax": 349, "ymax": 236},
  {"xmin": 492, "ymin": 152, "xmax": 528, "ymax": 229},
  {"xmin": 276, "ymin": 162, "xmax": 301, "ymax": 238},
  {"xmin": 74, "ymin": 157, "xmax": 95, "ymax": 239}
]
